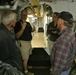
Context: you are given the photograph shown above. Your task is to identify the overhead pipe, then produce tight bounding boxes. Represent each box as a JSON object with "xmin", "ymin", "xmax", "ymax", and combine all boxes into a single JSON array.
[{"xmin": 28, "ymin": 0, "xmax": 41, "ymax": 18}]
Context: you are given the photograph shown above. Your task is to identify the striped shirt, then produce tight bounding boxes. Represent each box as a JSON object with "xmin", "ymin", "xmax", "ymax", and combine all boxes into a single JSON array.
[{"xmin": 51, "ymin": 28, "xmax": 76, "ymax": 75}]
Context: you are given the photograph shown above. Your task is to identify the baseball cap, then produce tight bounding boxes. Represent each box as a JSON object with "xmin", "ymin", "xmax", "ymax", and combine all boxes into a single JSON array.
[{"xmin": 58, "ymin": 11, "xmax": 73, "ymax": 25}]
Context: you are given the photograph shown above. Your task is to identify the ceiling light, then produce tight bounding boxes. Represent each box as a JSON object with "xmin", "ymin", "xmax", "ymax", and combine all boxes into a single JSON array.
[{"xmin": 28, "ymin": 15, "xmax": 33, "ymax": 18}]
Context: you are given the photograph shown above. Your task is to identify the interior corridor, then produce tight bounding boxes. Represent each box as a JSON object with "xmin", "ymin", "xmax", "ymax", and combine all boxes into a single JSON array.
[
  {"xmin": 31, "ymin": 32, "xmax": 46, "ymax": 48},
  {"xmin": 28, "ymin": 32, "xmax": 51, "ymax": 75}
]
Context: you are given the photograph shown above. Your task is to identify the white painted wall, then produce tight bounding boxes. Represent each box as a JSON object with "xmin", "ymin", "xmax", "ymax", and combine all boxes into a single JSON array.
[
  {"xmin": 41, "ymin": 0, "xmax": 76, "ymax": 19},
  {"xmin": 40, "ymin": 0, "xmax": 76, "ymax": 33},
  {"xmin": 39, "ymin": 0, "xmax": 76, "ymax": 51}
]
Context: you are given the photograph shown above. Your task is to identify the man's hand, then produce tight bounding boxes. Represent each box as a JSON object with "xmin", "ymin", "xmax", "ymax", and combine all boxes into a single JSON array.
[
  {"xmin": 21, "ymin": 21, "xmax": 26, "ymax": 30},
  {"xmin": 51, "ymin": 31, "xmax": 57, "ymax": 34}
]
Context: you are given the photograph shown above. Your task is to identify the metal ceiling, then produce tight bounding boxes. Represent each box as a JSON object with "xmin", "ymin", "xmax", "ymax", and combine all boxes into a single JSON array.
[
  {"xmin": 0, "ymin": 0, "xmax": 53, "ymax": 18},
  {"xmin": 0, "ymin": 0, "xmax": 73, "ymax": 18}
]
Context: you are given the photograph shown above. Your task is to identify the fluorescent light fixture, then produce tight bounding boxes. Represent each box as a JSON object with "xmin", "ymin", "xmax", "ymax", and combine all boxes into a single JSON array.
[
  {"xmin": 5, "ymin": 5, "xmax": 10, "ymax": 8},
  {"xmin": 28, "ymin": 15, "xmax": 33, "ymax": 18},
  {"xmin": 0, "ymin": 5, "xmax": 10, "ymax": 9}
]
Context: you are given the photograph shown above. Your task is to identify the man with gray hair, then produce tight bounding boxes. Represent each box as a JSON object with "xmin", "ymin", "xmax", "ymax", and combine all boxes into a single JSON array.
[
  {"xmin": 50, "ymin": 11, "xmax": 76, "ymax": 75},
  {"xmin": 0, "ymin": 10, "xmax": 24, "ymax": 74}
]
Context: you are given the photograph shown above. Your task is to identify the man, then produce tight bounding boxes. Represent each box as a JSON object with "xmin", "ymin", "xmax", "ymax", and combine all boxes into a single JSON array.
[
  {"xmin": 14, "ymin": 9, "xmax": 35, "ymax": 74},
  {"xmin": 47, "ymin": 12, "xmax": 60, "ymax": 54},
  {"xmin": 50, "ymin": 11, "xmax": 76, "ymax": 75},
  {"xmin": 0, "ymin": 10, "xmax": 24, "ymax": 74}
]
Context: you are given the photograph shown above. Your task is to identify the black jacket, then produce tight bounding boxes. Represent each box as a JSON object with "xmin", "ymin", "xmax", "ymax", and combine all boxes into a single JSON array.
[
  {"xmin": 0, "ymin": 24, "xmax": 24, "ymax": 72},
  {"xmin": 47, "ymin": 21, "xmax": 60, "ymax": 41}
]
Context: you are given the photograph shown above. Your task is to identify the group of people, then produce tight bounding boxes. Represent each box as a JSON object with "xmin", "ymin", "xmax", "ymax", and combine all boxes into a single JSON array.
[
  {"xmin": 47, "ymin": 11, "xmax": 76, "ymax": 75},
  {"xmin": 0, "ymin": 9, "xmax": 35, "ymax": 75},
  {"xmin": 0, "ymin": 8, "xmax": 76, "ymax": 75}
]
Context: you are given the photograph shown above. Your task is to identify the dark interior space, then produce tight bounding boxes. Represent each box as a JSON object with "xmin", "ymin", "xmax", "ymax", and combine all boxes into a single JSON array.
[{"xmin": 28, "ymin": 48, "xmax": 51, "ymax": 75}]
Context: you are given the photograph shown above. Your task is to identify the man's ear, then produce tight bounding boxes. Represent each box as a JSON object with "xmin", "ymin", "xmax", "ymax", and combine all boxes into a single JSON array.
[{"xmin": 60, "ymin": 18, "xmax": 64, "ymax": 25}]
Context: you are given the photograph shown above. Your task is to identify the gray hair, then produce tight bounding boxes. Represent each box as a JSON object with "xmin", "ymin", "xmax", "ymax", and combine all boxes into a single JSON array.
[
  {"xmin": 1, "ymin": 10, "xmax": 17, "ymax": 25},
  {"xmin": 64, "ymin": 20, "xmax": 73, "ymax": 28}
]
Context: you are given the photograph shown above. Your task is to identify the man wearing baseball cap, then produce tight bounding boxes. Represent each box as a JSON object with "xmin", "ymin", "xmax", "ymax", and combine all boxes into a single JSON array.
[{"xmin": 50, "ymin": 11, "xmax": 76, "ymax": 75}]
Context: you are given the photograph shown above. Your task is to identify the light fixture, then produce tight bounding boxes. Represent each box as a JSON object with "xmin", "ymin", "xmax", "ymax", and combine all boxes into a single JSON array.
[{"xmin": 28, "ymin": 15, "xmax": 33, "ymax": 18}]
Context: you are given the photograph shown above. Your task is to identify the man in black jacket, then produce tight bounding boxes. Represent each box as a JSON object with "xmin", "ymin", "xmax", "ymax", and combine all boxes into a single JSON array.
[
  {"xmin": 47, "ymin": 12, "xmax": 60, "ymax": 55},
  {"xmin": 0, "ymin": 10, "xmax": 24, "ymax": 74}
]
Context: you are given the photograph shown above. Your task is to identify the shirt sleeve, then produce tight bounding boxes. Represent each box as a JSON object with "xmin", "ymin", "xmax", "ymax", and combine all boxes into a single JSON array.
[{"xmin": 27, "ymin": 22, "xmax": 32, "ymax": 32}]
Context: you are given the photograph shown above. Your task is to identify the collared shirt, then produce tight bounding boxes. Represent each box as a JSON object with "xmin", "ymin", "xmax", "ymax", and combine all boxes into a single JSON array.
[{"xmin": 51, "ymin": 28, "xmax": 76, "ymax": 74}]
